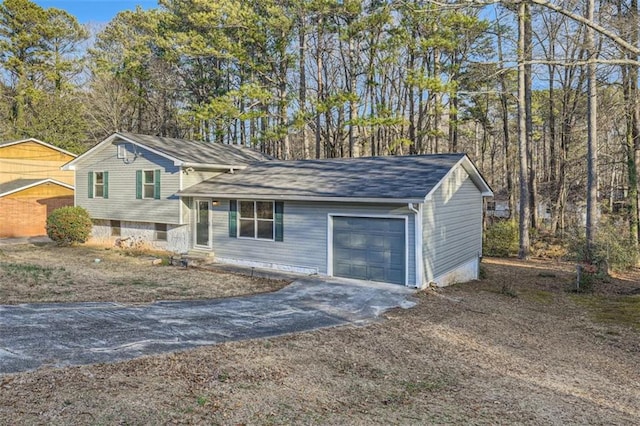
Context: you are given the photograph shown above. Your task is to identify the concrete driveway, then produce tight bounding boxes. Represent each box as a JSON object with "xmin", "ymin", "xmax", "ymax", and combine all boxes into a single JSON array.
[{"xmin": 0, "ymin": 277, "xmax": 416, "ymax": 375}]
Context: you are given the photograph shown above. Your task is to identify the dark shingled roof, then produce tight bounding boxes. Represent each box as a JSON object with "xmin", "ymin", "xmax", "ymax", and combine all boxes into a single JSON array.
[
  {"xmin": 179, "ymin": 153, "xmax": 474, "ymax": 201},
  {"xmin": 0, "ymin": 179, "xmax": 70, "ymax": 197},
  {"xmin": 116, "ymin": 133, "xmax": 271, "ymax": 166}
]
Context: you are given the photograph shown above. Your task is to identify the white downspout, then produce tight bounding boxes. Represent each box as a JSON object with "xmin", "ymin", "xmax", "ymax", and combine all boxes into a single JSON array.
[{"xmin": 408, "ymin": 203, "xmax": 424, "ymax": 288}]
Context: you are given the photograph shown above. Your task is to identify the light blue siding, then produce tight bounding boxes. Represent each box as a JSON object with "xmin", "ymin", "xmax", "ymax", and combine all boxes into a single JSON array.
[
  {"xmin": 74, "ymin": 143, "xmax": 182, "ymax": 224},
  {"xmin": 210, "ymin": 200, "xmax": 416, "ymax": 284},
  {"xmin": 422, "ymin": 165, "xmax": 483, "ymax": 283}
]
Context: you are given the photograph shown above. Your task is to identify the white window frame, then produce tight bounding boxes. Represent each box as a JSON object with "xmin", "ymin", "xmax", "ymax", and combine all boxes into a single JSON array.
[
  {"xmin": 117, "ymin": 144, "xmax": 127, "ymax": 159},
  {"xmin": 94, "ymin": 171, "xmax": 105, "ymax": 198},
  {"xmin": 237, "ymin": 200, "xmax": 275, "ymax": 241},
  {"xmin": 142, "ymin": 170, "xmax": 155, "ymax": 199}
]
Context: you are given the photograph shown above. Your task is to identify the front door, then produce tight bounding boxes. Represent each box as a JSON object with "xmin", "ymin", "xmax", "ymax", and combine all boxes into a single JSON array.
[{"xmin": 195, "ymin": 199, "xmax": 210, "ymax": 248}]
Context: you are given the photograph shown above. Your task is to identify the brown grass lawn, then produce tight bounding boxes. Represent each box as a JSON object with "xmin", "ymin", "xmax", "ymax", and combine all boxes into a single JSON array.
[
  {"xmin": 1, "ymin": 244, "xmax": 639, "ymax": 425},
  {"xmin": 0, "ymin": 243, "xmax": 287, "ymax": 304}
]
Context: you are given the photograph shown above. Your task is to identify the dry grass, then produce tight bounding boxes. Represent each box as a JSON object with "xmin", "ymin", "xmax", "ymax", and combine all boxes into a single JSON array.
[
  {"xmin": 1, "ymin": 251, "xmax": 639, "ymax": 424},
  {"xmin": 0, "ymin": 243, "xmax": 288, "ymax": 304}
]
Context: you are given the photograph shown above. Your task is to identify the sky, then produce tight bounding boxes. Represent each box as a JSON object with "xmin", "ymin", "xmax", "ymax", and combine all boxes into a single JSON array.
[{"xmin": 33, "ymin": 0, "xmax": 157, "ymax": 24}]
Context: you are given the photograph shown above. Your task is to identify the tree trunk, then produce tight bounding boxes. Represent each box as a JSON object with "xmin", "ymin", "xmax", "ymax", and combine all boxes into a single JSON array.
[
  {"xmin": 518, "ymin": 1, "xmax": 531, "ymax": 259},
  {"xmin": 315, "ymin": 16, "xmax": 323, "ymax": 159},
  {"xmin": 524, "ymin": 3, "xmax": 538, "ymax": 230},
  {"xmin": 299, "ymin": 15, "xmax": 309, "ymax": 159},
  {"xmin": 585, "ymin": 0, "xmax": 599, "ymax": 263},
  {"xmin": 497, "ymin": 23, "xmax": 515, "ymax": 220}
]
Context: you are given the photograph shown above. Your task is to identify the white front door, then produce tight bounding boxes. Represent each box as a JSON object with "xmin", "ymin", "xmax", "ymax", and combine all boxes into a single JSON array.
[{"xmin": 194, "ymin": 199, "xmax": 211, "ymax": 248}]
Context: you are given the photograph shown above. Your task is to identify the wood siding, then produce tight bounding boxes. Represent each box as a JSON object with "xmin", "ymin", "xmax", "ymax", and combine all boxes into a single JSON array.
[
  {"xmin": 210, "ymin": 200, "xmax": 415, "ymax": 283},
  {"xmin": 422, "ymin": 165, "xmax": 483, "ymax": 283},
  {"xmin": 0, "ymin": 141, "xmax": 75, "ymax": 185},
  {"xmin": 74, "ymin": 143, "xmax": 182, "ymax": 224}
]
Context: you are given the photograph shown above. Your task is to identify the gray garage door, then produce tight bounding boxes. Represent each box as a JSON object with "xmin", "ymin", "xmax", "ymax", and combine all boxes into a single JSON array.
[{"xmin": 332, "ymin": 216, "xmax": 406, "ymax": 285}]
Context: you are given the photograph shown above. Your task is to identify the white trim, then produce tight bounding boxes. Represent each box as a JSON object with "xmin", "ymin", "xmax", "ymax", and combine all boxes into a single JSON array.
[
  {"xmin": 236, "ymin": 199, "xmax": 275, "ymax": 241},
  {"xmin": 327, "ymin": 213, "xmax": 410, "ymax": 287},
  {"xmin": 178, "ymin": 193, "xmax": 425, "ymax": 204},
  {"xmin": 178, "ymin": 169, "xmax": 185, "ymax": 226},
  {"xmin": 408, "ymin": 203, "xmax": 424, "ymax": 288},
  {"xmin": 115, "ymin": 133, "xmax": 184, "ymax": 165},
  {"xmin": 0, "ymin": 138, "xmax": 77, "ymax": 158},
  {"xmin": 116, "ymin": 143, "xmax": 127, "ymax": 159},
  {"xmin": 62, "ymin": 133, "xmax": 120, "ymax": 170},
  {"xmin": 0, "ymin": 178, "xmax": 74, "ymax": 198},
  {"xmin": 424, "ymin": 156, "xmax": 493, "ymax": 201},
  {"xmin": 193, "ymin": 198, "xmax": 212, "ymax": 249},
  {"xmin": 93, "ymin": 171, "xmax": 106, "ymax": 199},
  {"xmin": 62, "ymin": 132, "xmax": 248, "ymax": 171},
  {"xmin": 141, "ymin": 169, "xmax": 157, "ymax": 199},
  {"xmin": 181, "ymin": 162, "xmax": 248, "ymax": 170}
]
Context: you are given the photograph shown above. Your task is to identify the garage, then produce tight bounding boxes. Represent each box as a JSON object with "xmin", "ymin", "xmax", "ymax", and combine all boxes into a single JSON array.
[{"xmin": 332, "ymin": 216, "xmax": 406, "ymax": 285}]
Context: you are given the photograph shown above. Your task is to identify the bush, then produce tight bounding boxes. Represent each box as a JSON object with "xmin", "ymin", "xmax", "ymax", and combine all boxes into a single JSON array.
[
  {"xmin": 567, "ymin": 219, "xmax": 639, "ymax": 272},
  {"xmin": 46, "ymin": 206, "xmax": 93, "ymax": 246},
  {"xmin": 483, "ymin": 220, "xmax": 519, "ymax": 257}
]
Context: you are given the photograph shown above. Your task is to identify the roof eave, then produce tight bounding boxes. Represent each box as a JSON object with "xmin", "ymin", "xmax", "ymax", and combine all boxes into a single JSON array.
[
  {"xmin": 0, "ymin": 178, "xmax": 74, "ymax": 198},
  {"xmin": 1, "ymin": 138, "xmax": 78, "ymax": 158},
  {"xmin": 176, "ymin": 193, "xmax": 425, "ymax": 204},
  {"xmin": 181, "ymin": 163, "xmax": 249, "ymax": 170}
]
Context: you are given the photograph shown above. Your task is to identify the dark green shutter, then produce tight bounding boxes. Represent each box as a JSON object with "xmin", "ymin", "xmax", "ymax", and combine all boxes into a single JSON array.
[
  {"xmin": 229, "ymin": 200, "xmax": 237, "ymax": 237},
  {"xmin": 136, "ymin": 170, "xmax": 142, "ymax": 199},
  {"xmin": 88, "ymin": 172, "xmax": 94, "ymax": 199},
  {"xmin": 154, "ymin": 169, "xmax": 161, "ymax": 199},
  {"xmin": 103, "ymin": 171, "xmax": 109, "ymax": 199},
  {"xmin": 275, "ymin": 202, "xmax": 284, "ymax": 241}
]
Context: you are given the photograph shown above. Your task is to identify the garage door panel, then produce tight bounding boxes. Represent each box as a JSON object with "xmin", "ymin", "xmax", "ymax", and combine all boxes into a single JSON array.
[
  {"xmin": 332, "ymin": 216, "xmax": 405, "ymax": 285},
  {"xmin": 387, "ymin": 268, "xmax": 405, "ymax": 284},
  {"xmin": 349, "ymin": 234, "xmax": 368, "ymax": 249},
  {"xmin": 368, "ymin": 266, "xmax": 386, "ymax": 282}
]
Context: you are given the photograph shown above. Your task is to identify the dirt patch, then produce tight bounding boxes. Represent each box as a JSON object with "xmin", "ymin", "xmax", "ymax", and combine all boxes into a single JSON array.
[
  {"xmin": 0, "ymin": 243, "xmax": 288, "ymax": 304},
  {"xmin": 0, "ymin": 256, "xmax": 638, "ymax": 424}
]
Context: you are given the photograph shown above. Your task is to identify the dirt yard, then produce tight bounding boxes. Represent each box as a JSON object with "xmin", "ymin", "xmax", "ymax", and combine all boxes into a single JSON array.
[{"xmin": 1, "ymin": 244, "xmax": 639, "ymax": 425}]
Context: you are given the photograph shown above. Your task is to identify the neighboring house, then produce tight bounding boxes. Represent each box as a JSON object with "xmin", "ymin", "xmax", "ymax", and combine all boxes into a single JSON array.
[
  {"xmin": 0, "ymin": 138, "xmax": 76, "ymax": 238},
  {"xmin": 65, "ymin": 132, "xmax": 493, "ymax": 287}
]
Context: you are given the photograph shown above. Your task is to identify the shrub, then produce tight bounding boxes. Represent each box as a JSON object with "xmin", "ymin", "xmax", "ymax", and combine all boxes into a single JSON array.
[
  {"xmin": 483, "ymin": 220, "xmax": 519, "ymax": 257},
  {"xmin": 567, "ymin": 219, "xmax": 639, "ymax": 272},
  {"xmin": 46, "ymin": 206, "xmax": 93, "ymax": 246}
]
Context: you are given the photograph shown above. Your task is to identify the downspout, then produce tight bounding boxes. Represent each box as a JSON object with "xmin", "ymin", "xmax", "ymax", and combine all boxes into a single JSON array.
[{"xmin": 408, "ymin": 203, "xmax": 424, "ymax": 288}]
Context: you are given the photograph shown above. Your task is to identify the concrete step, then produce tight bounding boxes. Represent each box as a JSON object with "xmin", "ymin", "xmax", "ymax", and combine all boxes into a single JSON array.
[{"xmin": 170, "ymin": 250, "xmax": 215, "ymax": 268}]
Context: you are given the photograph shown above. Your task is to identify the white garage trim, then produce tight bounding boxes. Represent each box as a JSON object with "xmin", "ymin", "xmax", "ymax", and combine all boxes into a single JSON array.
[{"xmin": 327, "ymin": 213, "xmax": 409, "ymax": 286}]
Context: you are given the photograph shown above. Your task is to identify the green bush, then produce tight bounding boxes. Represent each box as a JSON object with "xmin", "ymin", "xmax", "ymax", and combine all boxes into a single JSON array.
[
  {"xmin": 46, "ymin": 206, "xmax": 93, "ymax": 246},
  {"xmin": 567, "ymin": 219, "xmax": 639, "ymax": 272},
  {"xmin": 483, "ymin": 220, "xmax": 519, "ymax": 257}
]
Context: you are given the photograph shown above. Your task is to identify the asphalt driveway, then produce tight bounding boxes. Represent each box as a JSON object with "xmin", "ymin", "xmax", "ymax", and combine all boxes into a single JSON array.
[{"xmin": 0, "ymin": 277, "xmax": 416, "ymax": 375}]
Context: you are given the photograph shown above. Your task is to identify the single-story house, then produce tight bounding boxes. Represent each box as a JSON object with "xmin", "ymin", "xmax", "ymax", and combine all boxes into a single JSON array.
[
  {"xmin": 0, "ymin": 138, "xmax": 76, "ymax": 237},
  {"xmin": 63, "ymin": 132, "xmax": 493, "ymax": 287}
]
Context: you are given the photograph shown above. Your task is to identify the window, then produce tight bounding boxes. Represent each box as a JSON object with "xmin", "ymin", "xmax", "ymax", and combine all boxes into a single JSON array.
[
  {"xmin": 486, "ymin": 201, "xmax": 496, "ymax": 211},
  {"xmin": 88, "ymin": 171, "xmax": 108, "ymax": 199},
  {"xmin": 239, "ymin": 200, "xmax": 274, "ymax": 240},
  {"xmin": 136, "ymin": 169, "xmax": 161, "ymax": 200},
  {"xmin": 143, "ymin": 170, "xmax": 155, "ymax": 198},
  {"xmin": 117, "ymin": 144, "xmax": 126, "ymax": 159},
  {"xmin": 111, "ymin": 220, "xmax": 121, "ymax": 237},
  {"xmin": 94, "ymin": 172, "xmax": 104, "ymax": 197},
  {"xmin": 155, "ymin": 223, "xmax": 167, "ymax": 241}
]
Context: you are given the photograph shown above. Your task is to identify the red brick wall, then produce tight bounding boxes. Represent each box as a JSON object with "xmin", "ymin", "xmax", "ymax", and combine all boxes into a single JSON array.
[{"xmin": 0, "ymin": 196, "xmax": 74, "ymax": 238}]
